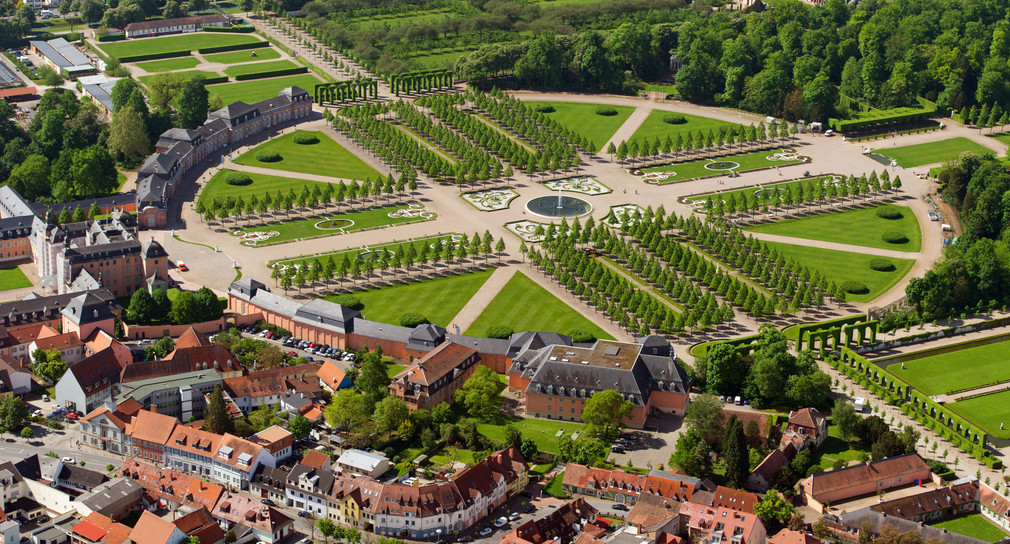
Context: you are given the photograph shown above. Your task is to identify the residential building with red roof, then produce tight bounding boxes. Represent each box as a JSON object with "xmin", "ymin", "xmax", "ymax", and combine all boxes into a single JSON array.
[
  {"xmin": 389, "ymin": 341, "xmax": 480, "ymax": 410},
  {"xmin": 781, "ymin": 408, "xmax": 827, "ymax": 450},
  {"xmin": 30, "ymin": 331, "xmax": 85, "ymax": 364},
  {"xmin": 801, "ymin": 453, "xmax": 935, "ymax": 512},
  {"xmin": 121, "ymin": 459, "xmax": 224, "ymax": 512},
  {"xmin": 678, "ymin": 501, "xmax": 767, "ymax": 544},
  {"xmin": 747, "ymin": 444, "xmax": 796, "ymax": 493},
  {"xmin": 171, "ymin": 328, "xmax": 211, "ymax": 350},
  {"xmin": 223, "ymin": 363, "xmax": 323, "ymax": 413},
  {"xmin": 301, "ymin": 450, "xmax": 332, "ymax": 470},
  {"xmin": 299, "ymin": 403, "xmax": 325, "ymax": 424},
  {"xmin": 627, "ymin": 493, "xmax": 682, "ymax": 536},
  {"xmin": 711, "ymin": 487, "xmax": 758, "ymax": 514},
  {"xmin": 128, "ymin": 511, "xmax": 187, "ymax": 544},
  {"xmin": 79, "ymin": 399, "xmax": 142, "ymax": 454},
  {"xmin": 165, "ymin": 426, "xmax": 275, "ymax": 490},
  {"xmin": 250, "ymin": 425, "xmax": 293, "ymax": 462},
  {"xmin": 768, "ymin": 529, "xmax": 821, "ymax": 544},
  {"xmin": 504, "ymin": 498, "xmax": 598, "ymax": 544},
  {"xmin": 124, "ymin": 409, "xmax": 179, "ymax": 464},
  {"xmin": 980, "ymin": 480, "xmax": 1010, "ymax": 532},
  {"xmin": 72, "ymin": 513, "xmax": 132, "ymax": 544},
  {"xmin": 210, "ymin": 491, "xmax": 294, "ymax": 544},
  {"xmin": 172, "ymin": 507, "xmax": 225, "ymax": 544},
  {"xmin": 561, "ymin": 464, "xmax": 701, "ymax": 505},
  {"xmin": 55, "ymin": 347, "xmax": 128, "ymax": 414},
  {"xmin": 316, "ymin": 360, "xmax": 351, "ymax": 393},
  {"xmin": 7, "ymin": 323, "xmax": 58, "ymax": 365},
  {"xmin": 164, "ymin": 344, "xmax": 243, "ymax": 379}
]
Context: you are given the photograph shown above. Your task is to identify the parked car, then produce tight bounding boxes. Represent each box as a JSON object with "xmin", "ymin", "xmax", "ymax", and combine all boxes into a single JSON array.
[
  {"xmin": 478, "ymin": 528, "xmax": 492, "ymax": 537},
  {"xmin": 613, "ymin": 504, "xmax": 628, "ymax": 511},
  {"xmin": 62, "ymin": 457, "xmax": 74, "ymax": 463},
  {"xmin": 261, "ymin": 499, "xmax": 275, "ymax": 506},
  {"xmin": 178, "ymin": 262, "xmax": 188, "ymax": 272},
  {"xmin": 493, "ymin": 517, "xmax": 507, "ymax": 528},
  {"xmin": 297, "ymin": 511, "xmax": 311, "ymax": 518},
  {"xmin": 508, "ymin": 512, "xmax": 521, "ymax": 521},
  {"xmin": 457, "ymin": 536, "xmax": 474, "ymax": 543},
  {"xmin": 32, "ymin": 409, "xmax": 42, "ymax": 417}
]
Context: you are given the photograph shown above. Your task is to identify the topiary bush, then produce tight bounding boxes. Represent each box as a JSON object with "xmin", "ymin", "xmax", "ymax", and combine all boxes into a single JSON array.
[
  {"xmin": 225, "ymin": 173, "xmax": 252, "ymax": 186},
  {"xmin": 840, "ymin": 281, "xmax": 869, "ymax": 294},
  {"xmin": 662, "ymin": 113, "xmax": 687, "ymax": 124},
  {"xmin": 881, "ymin": 231, "xmax": 908, "ymax": 244},
  {"xmin": 567, "ymin": 329, "xmax": 598, "ymax": 343},
  {"xmin": 595, "ymin": 105, "xmax": 618, "ymax": 116},
  {"xmin": 875, "ymin": 207, "xmax": 903, "ymax": 219},
  {"xmin": 485, "ymin": 325, "xmax": 514, "ymax": 339},
  {"xmin": 257, "ymin": 151, "xmax": 282, "ymax": 162},
  {"xmin": 332, "ymin": 294, "xmax": 363, "ymax": 310},
  {"xmin": 399, "ymin": 312, "xmax": 430, "ymax": 328},
  {"xmin": 293, "ymin": 133, "xmax": 319, "ymax": 145},
  {"xmin": 534, "ymin": 104, "xmax": 555, "ymax": 113},
  {"xmin": 869, "ymin": 258, "xmax": 896, "ymax": 272}
]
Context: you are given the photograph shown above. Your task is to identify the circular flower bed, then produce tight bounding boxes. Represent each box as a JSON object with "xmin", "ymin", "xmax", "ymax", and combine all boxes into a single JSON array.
[
  {"xmin": 257, "ymin": 151, "xmax": 282, "ymax": 162},
  {"xmin": 881, "ymin": 231, "xmax": 909, "ymax": 244},
  {"xmin": 840, "ymin": 280, "xmax": 869, "ymax": 294},
  {"xmin": 225, "ymin": 173, "xmax": 252, "ymax": 186},
  {"xmin": 293, "ymin": 133, "xmax": 319, "ymax": 145},
  {"xmin": 875, "ymin": 207, "xmax": 904, "ymax": 219},
  {"xmin": 869, "ymin": 258, "xmax": 896, "ymax": 272},
  {"xmin": 662, "ymin": 113, "xmax": 687, "ymax": 124},
  {"xmin": 595, "ymin": 105, "xmax": 618, "ymax": 116},
  {"xmin": 534, "ymin": 104, "xmax": 555, "ymax": 113}
]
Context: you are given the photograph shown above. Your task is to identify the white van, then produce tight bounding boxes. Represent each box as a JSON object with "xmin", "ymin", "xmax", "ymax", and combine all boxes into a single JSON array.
[{"xmin": 854, "ymin": 397, "xmax": 866, "ymax": 412}]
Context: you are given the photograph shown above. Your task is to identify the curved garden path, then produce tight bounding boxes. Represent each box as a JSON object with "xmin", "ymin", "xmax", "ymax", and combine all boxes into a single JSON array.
[{"xmin": 746, "ymin": 232, "xmax": 922, "ymax": 260}]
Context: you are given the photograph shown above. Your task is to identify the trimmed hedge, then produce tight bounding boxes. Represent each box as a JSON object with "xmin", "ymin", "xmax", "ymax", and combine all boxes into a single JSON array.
[
  {"xmin": 869, "ymin": 258, "xmax": 895, "ymax": 271},
  {"xmin": 256, "ymin": 151, "xmax": 282, "ymax": 162},
  {"xmin": 567, "ymin": 329, "xmax": 597, "ymax": 343},
  {"xmin": 117, "ymin": 50, "xmax": 191, "ymax": 63},
  {"xmin": 197, "ymin": 41, "xmax": 270, "ymax": 54},
  {"xmin": 201, "ymin": 25, "xmax": 256, "ymax": 33},
  {"xmin": 534, "ymin": 104, "xmax": 555, "ymax": 113},
  {"xmin": 293, "ymin": 133, "xmax": 319, "ymax": 145},
  {"xmin": 399, "ymin": 312, "xmax": 429, "ymax": 328},
  {"xmin": 96, "ymin": 33, "xmax": 126, "ymax": 42},
  {"xmin": 662, "ymin": 113, "xmax": 687, "ymax": 124},
  {"xmin": 595, "ymin": 105, "xmax": 618, "ymax": 116},
  {"xmin": 875, "ymin": 207, "xmax": 904, "ymax": 219},
  {"xmin": 485, "ymin": 325, "xmax": 514, "ymax": 339},
  {"xmin": 881, "ymin": 231, "xmax": 909, "ymax": 244},
  {"xmin": 225, "ymin": 172, "xmax": 252, "ymax": 186},
  {"xmin": 331, "ymin": 294, "xmax": 363, "ymax": 310},
  {"xmin": 202, "ymin": 75, "xmax": 229, "ymax": 85},
  {"xmin": 233, "ymin": 66, "xmax": 308, "ymax": 81},
  {"xmin": 840, "ymin": 280, "xmax": 869, "ymax": 294}
]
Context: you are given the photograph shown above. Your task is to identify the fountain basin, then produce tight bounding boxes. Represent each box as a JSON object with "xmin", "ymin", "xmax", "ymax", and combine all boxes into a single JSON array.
[{"xmin": 525, "ymin": 195, "xmax": 593, "ymax": 219}]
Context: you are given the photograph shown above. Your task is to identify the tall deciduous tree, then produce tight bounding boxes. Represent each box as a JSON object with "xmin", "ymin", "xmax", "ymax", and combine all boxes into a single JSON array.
[
  {"xmin": 177, "ymin": 75, "xmax": 210, "ymax": 130},
  {"xmin": 454, "ymin": 365, "xmax": 505, "ymax": 420},
  {"xmin": 684, "ymin": 393, "xmax": 724, "ymax": 443},
  {"xmin": 582, "ymin": 389, "xmax": 633, "ymax": 443},
  {"xmin": 373, "ymin": 396, "xmax": 408, "ymax": 434},
  {"xmin": 109, "ymin": 107, "xmax": 151, "ymax": 165}
]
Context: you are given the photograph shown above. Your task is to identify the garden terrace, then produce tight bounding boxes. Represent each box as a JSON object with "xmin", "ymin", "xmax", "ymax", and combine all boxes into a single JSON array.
[
  {"xmin": 465, "ymin": 91, "xmax": 591, "ymax": 157},
  {"xmin": 524, "ymin": 101, "xmax": 635, "ymax": 153},
  {"xmin": 226, "ymin": 202, "xmax": 434, "ymax": 246},
  {"xmin": 390, "ymin": 99, "xmax": 502, "ymax": 180},
  {"xmin": 207, "ymin": 74, "xmax": 325, "ymax": 105},
  {"xmin": 100, "ymin": 33, "xmax": 264, "ymax": 60},
  {"xmin": 271, "ymin": 234, "xmax": 463, "ymax": 272},
  {"xmin": 878, "ymin": 137, "xmax": 994, "ymax": 168},
  {"xmin": 334, "ymin": 105, "xmax": 455, "ymax": 182},
  {"xmin": 630, "ymin": 109, "xmax": 745, "ymax": 147},
  {"xmin": 233, "ymin": 130, "xmax": 381, "ymax": 180},
  {"xmin": 885, "ymin": 339, "xmax": 1010, "ymax": 397},
  {"xmin": 639, "ymin": 148, "xmax": 806, "ymax": 184},
  {"xmin": 744, "ymin": 204, "xmax": 922, "ymax": 253}
]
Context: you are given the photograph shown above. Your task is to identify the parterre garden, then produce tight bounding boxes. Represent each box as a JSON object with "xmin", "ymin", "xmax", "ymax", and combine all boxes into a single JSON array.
[
  {"xmin": 524, "ymin": 101, "xmax": 635, "ymax": 153},
  {"xmin": 234, "ymin": 130, "xmax": 380, "ymax": 180},
  {"xmin": 744, "ymin": 204, "xmax": 922, "ymax": 252},
  {"xmin": 887, "ymin": 341, "xmax": 1010, "ymax": 396},
  {"xmin": 879, "ymin": 137, "xmax": 995, "ymax": 167},
  {"xmin": 640, "ymin": 148, "xmax": 805, "ymax": 183}
]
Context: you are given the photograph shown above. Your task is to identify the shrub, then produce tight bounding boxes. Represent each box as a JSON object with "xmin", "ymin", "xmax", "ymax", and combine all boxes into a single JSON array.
[
  {"xmin": 485, "ymin": 325, "xmax": 514, "ymax": 339},
  {"xmin": 225, "ymin": 173, "xmax": 252, "ymax": 186},
  {"xmin": 662, "ymin": 113, "xmax": 687, "ymax": 124},
  {"xmin": 567, "ymin": 329, "xmax": 598, "ymax": 343},
  {"xmin": 881, "ymin": 231, "xmax": 909, "ymax": 244},
  {"xmin": 256, "ymin": 151, "xmax": 282, "ymax": 162},
  {"xmin": 875, "ymin": 207, "xmax": 903, "ymax": 219},
  {"xmin": 293, "ymin": 133, "xmax": 319, "ymax": 145},
  {"xmin": 399, "ymin": 312, "xmax": 429, "ymax": 328},
  {"xmin": 840, "ymin": 281, "xmax": 869, "ymax": 294},
  {"xmin": 332, "ymin": 294, "xmax": 363, "ymax": 310},
  {"xmin": 595, "ymin": 105, "xmax": 618, "ymax": 116},
  {"xmin": 534, "ymin": 104, "xmax": 555, "ymax": 113},
  {"xmin": 869, "ymin": 258, "xmax": 896, "ymax": 271}
]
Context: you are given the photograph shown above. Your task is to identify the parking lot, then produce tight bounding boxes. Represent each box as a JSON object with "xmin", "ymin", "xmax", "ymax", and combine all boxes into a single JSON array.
[{"xmin": 229, "ymin": 325, "xmax": 357, "ymax": 368}]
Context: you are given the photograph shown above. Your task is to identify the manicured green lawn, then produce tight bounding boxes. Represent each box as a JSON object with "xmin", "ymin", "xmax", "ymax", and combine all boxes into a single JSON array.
[
  {"xmin": 199, "ymin": 169, "xmax": 330, "ymax": 206},
  {"xmin": 543, "ymin": 473, "xmax": 570, "ymax": 498},
  {"xmin": 990, "ymin": 133, "xmax": 1010, "ymax": 147},
  {"xmin": 386, "ymin": 361, "xmax": 408, "ymax": 379},
  {"xmin": 478, "ymin": 415, "xmax": 585, "ymax": 455},
  {"xmin": 207, "ymin": 73, "xmax": 323, "ymax": 105},
  {"xmin": 231, "ymin": 203, "xmax": 432, "ymax": 245},
  {"xmin": 930, "ymin": 514, "xmax": 1009, "ymax": 541},
  {"xmin": 630, "ymin": 109, "xmax": 743, "ymax": 145},
  {"xmin": 139, "ymin": 70, "xmax": 221, "ymax": 88},
  {"xmin": 761, "ymin": 241, "xmax": 915, "ymax": 303},
  {"xmin": 464, "ymin": 271, "xmax": 613, "ymax": 340},
  {"xmin": 888, "ymin": 340, "xmax": 1010, "ymax": 396},
  {"xmin": 950, "ymin": 389, "xmax": 1010, "ymax": 439},
  {"xmin": 135, "ymin": 56, "xmax": 201, "ymax": 72},
  {"xmin": 223, "ymin": 59, "xmax": 302, "ymax": 78},
  {"xmin": 100, "ymin": 33, "xmax": 263, "ymax": 60},
  {"xmin": 322, "ymin": 268, "xmax": 494, "ymax": 328},
  {"xmin": 202, "ymin": 48, "xmax": 282, "ymax": 64},
  {"xmin": 0, "ymin": 267, "xmax": 32, "ymax": 290},
  {"xmin": 641, "ymin": 149, "xmax": 804, "ymax": 183},
  {"xmin": 745, "ymin": 205, "xmax": 922, "ymax": 252},
  {"xmin": 234, "ymin": 130, "xmax": 380, "ymax": 180},
  {"xmin": 524, "ymin": 101, "xmax": 635, "ymax": 153},
  {"xmin": 814, "ymin": 426, "xmax": 869, "ymax": 469},
  {"xmin": 880, "ymin": 137, "xmax": 995, "ymax": 167},
  {"xmin": 272, "ymin": 234, "xmax": 461, "ymax": 271}
]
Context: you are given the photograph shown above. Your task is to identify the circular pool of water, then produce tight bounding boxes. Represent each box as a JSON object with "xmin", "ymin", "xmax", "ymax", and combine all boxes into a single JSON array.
[{"xmin": 525, "ymin": 195, "xmax": 593, "ymax": 218}]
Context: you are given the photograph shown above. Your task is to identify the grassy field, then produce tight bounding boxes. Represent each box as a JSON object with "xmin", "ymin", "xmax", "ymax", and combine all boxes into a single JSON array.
[
  {"xmin": 761, "ymin": 241, "xmax": 915, "ymax": 303},
  {"xmin": 888, "ymin": 340, "xmax": 1010, "ymax": 396},
  {"xmin": 350, "ymin": 9, "xmax": 457, "ymax": 30},
  {"xmin": 222, "ymin": 59, "xmax": 302, "ymax": 78},
  {"xmin": 744, "ymin": 205, "xmax": 922, "ymax": 252},
  {"xmin": 202, "ymin": 48, "xmax": 282, "ymax": 64},
  {"xmin": 990, "ymin": 133, "xmax": 1010, "ymax": 147},
  {"xmin": 465, "ymin": 271, "xmax": 612, "ymax": 340},
  {"xmin": 950, "ymin": 389, "xmax": 1010, "ymax": 439},
  {"xmin": 231, "ymin": 203, "xmax": 431, "ymax": 245},
  {"xmin": 198, "ymin": 169, "xmax": 332, "ymax": 206},
  {"xmin": 814, "ymin": 425, "xmax": 869, "ymax": 469},
  {"xmin": 100, "ymin": 33, "xmax": 263, "ymax": 60},
  {"xmin": 323, "ymin": 268, "xmax": 493, "ymax": 328},
  {"xmin": 642, "ymin": 149, "xmax": 804, "ymax": 183},
  {"xmin": 403, "ymin": 48, "xmax": 472, "ymax": 69},
  {"xmin": 207, "ymin": 73, "xmax": 323, "ymax": 105},
  {"xmin": 630, "ymin": 109, "xmax": 743, "ymax": 144},
  {"xmin": 272, "ymin": 234, "xmax": 461, "ymax": 270},
  {"xmin": 234, "ymin": 130, "xmax": 380, "ymax": 180},
  {"xmin": 135, "ymin": 56, "xmax": 201, "ymax": 72},
  {"xmin": 881, "ymin": 137, "xmax": 995, "ymax": 167},
  {"xmin": 385, "ymin": 361, "xmax": 408, "ymax": 379},
  {"xmin": 524, "ymin": 101, "xmax": 635, "ymax": 152},
  {"xmin": 138, "ymin": 70, "xmax": 220, "ymax": 88},
  {"xmin": 477, "ymin": 415, "xmax": 585, "ymax": 455},
  {"xmin": 930, "ymin": 514, "xmax": 1009, "ymax": 541},
  {"xmin": 0, "ymin": 267, "xmax": 32, "ymax": 290}
]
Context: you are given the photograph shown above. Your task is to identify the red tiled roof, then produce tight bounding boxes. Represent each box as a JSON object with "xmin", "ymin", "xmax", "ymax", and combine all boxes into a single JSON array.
[
  {"xmin": 769, "ymin": 529, "xmax": 821, "ymax": 544},
  {"xmin": 124, "ymin": 14, "xmax": 227, "ymax": 31},
  {"xmin": 807, "ymin": 453, "xmax": 930, "ymax": 500},
  {"xmin": 301, "ymin": 449, "xmax": 330, "ymax": 470},
  {"xmin": 712, "ymin": 486, "xmax": 758, "ymax": 513},
  {"xmin": 34, "ymin": 331, "xmax": 82, "ymax": 350},
  {"xmin": 316, "ymin": 360, "xmax": 346, "ymax": 389},
  {"xmin": 789, "ymin": 408, "xmax": 825, "ymax": 429},
  {"xmin": 393, "ymin": 342, "xmax": 477, "ymax": 386},
  {"xmin": 0, "ymin": 87, "xmax": 36, "ymax": 99},
  {"xmin": 73, "ymin": 520, "xmax": 109, "ymax": 542}
]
